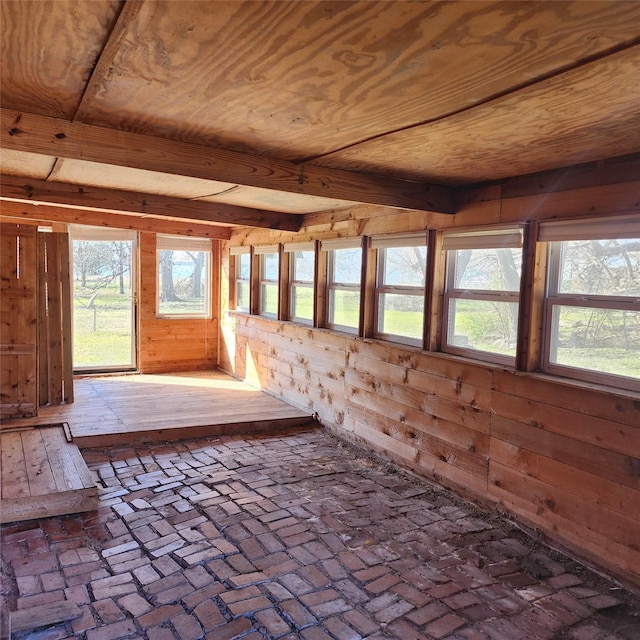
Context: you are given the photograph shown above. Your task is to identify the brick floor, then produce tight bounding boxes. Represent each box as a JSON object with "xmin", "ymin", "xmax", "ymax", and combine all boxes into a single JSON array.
[{"xmin": 2, "ymin": 428, "xmax": 639, "ymax": 639}]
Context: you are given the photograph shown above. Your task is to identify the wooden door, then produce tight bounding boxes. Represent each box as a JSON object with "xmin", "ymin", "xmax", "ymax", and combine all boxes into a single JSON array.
[{"xmin": 0, "ymin": 224, "xmax": 38, "ymax": 419}]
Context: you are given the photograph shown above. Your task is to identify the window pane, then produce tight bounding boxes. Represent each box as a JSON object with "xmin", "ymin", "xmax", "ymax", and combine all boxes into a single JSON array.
[
  {"xmin": 330, "ymin": 289, "xmax": 360, "ymax": 329},
  {"xmin": 158, "ymin": 249, "xmax": 209, "ymax": 316},
  {"xmin": 549, "ymin": 305, "xmax": 640, "ymax": 380},
  {"xmin": 382, "ymin": 247, "xmax": 426, "ymax": 287},
  {"xmin": 262, "ymin": 253, "xmax": 279, "ymax": 280},
  {"xmin": 378, "ymin": 293, "xmax": 423, "ymax": 340},
  {"xmin": 448, "ymin": 298, "xmax": 518, "ymax": 357},
  {"xmin": 238, "ymin": 253, "xmax": 250, "ymax": 279},
  {"xmin": 261, "ymin": 283, "xmax": 278, "ymax": 315},
  {"xmin": 454, "ymin": 248, "xmax": 522, "ymax": 292},
  {"xmin": 291, "ymin": 285, "xmax": 313, "ymax": 322},
  {"xmin": 559, "ymin": 239, "xmax": 640, "ymax": 296},
  {"xmin": 293, "ymin": 250, "xmax": 314, "ymax": 282},
  {"xmin": 332, "ymin": 248, "xmax": 361, "ymax": 284},
  {"xmin": 236, "ymin": 281, "xmax": 249, "ymax": 310}
]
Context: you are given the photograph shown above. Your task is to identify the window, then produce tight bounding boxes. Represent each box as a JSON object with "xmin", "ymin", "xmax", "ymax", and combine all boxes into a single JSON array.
[
  {"xmin": 285, "ymin": 242, "xmax": 315, "ymax": 324},
  {"xmin": 372, "ymin": 234, "xmax": 427, "ymax": 345},
  {"xmin": 540, "ymin": 216, "xmax": 640, "ymax": 391},
  {"xmin": 443, "ymin": 228, "xmax": 523, "ymax": 364},
  {"xmin": 323, "ymin": 239, "xmax": 362, "ymax": 333},
  {"xmin": 255, "ymin": 245, "xmax": 279, "ymax": 317},
  {"xmin": 157, "ymin": 235, "xmax": 211, "ymax": 317},
  {"xmin": 231, "ymin": 247, "xmax": 250, "ymax": 312}
]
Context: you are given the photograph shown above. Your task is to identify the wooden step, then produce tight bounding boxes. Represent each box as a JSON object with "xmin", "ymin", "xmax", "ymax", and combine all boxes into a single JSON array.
[{"xmin": 0, "ymin": 424, "xmax": 98, "ymax": 524}]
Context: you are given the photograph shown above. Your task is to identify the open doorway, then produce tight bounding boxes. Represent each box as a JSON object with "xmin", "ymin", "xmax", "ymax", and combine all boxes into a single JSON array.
[{"xmin": 71, "ymin": 226, "xmax": 137, "ymax": 372}]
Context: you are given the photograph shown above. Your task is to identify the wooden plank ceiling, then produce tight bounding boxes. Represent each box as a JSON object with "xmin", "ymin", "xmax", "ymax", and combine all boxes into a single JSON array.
[{"xmin": 1, "ymin": 0, "xmax": 639, "ymax": 231}]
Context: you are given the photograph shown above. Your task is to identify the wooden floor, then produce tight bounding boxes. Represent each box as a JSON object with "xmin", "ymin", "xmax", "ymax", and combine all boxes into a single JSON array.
[
  {"xmin": 1, "ymin": 370, "xmax": 314, "ymax": 448},
  {"xmin": 0, "ymin": 370, "xmax": 313, "ymax": 523},
  {"xmin": 0, "ymin": 424, "xmax": 98, "ymax": 524}
]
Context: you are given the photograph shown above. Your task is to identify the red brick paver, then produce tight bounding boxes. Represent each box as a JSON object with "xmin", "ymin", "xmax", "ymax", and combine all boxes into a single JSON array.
[{"xmin": 2, "ymin": 429, "xmax": 638, "ymax": 639}]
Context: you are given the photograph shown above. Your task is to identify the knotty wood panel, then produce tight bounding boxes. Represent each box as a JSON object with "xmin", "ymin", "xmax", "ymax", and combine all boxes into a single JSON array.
[
  {"xmin": 0, "ymin": 0, "xmax": 120, "ymax": 119},
  {"xmin": 38, "ymin": 232, "xmax": 73, "ymax": 407},
  {"xmin": 0, "ymin": 224, "xmax": 37, "ymax": 419},
  {"xmin": 221, "ymin": 202, "xmax": 640, "ymax": 584},
  {"xmin": 82, "ymin": 1, "xmax": 640, "ymax": 162},
  {"xmin": 138, "ymin": 232, "xmax": 218, "ymax": 373}
]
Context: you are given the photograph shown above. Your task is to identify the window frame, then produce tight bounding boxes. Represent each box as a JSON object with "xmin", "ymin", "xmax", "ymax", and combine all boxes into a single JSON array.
[
  {"xmin": 442, "ymin": 227, "xmax": 524, "ymax": 366},
  {"xmin": 156, "ymin": 234, "xmax": 212, "ymax": 319},
  {"xmin": 540, "ymin": 217, "xmax": 640, "ymax": 392},
  {"xmin": 230, "ymin": 247, "xmax": 251, "ymax": 313},
  {"xmin": 372, "ymin": 234, "xmax": 427, "ymax": 347},
  {"xmin": 322, "ymin": 239, "xmax": 363, "ymax": 334},
  {"xmin": 285, "ymin": 242, "xmax": 315, "ymax": 325},
  {"xmin": 255, "ymin": 245, "xmax": 279, "ymax": 318}
]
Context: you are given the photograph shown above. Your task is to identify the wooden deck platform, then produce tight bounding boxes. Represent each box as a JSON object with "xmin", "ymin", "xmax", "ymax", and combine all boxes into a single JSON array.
[
  {"xmin": 0, "ymin": 424, "xmax": 98, "ymax": 524},
  {"xmin": 2, "ymin": 370, "xmax": 314, "ymax": 448}
]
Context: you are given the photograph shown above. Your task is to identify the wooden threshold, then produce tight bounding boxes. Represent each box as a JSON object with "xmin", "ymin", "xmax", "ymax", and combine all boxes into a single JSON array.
[{"xmin": 0, "ymin": 424, "xmax": 98, "ymax": 524}]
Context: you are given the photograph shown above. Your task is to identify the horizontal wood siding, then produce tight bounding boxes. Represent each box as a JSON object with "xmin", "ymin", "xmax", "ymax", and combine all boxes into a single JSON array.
[
  {"xmin": 220, "ymin": 182, "xmax": 640, "ymax": 586},
  {"xmin": 138, "ymin": 232, "xmax": 218, "ymax": 373}
]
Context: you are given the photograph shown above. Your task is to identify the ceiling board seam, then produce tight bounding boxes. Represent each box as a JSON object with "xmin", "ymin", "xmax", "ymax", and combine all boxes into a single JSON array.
[
  {"xmin": 73, "ymin": 0, "xmax": 145, "ymax": 123},
  {"xmin": 299, "ymin": 38, "xmax": 640, "ymax": 165}
]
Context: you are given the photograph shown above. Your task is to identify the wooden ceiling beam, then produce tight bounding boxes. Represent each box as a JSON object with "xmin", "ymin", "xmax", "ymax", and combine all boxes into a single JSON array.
[
  {"xmin": 0, "ymin": 174, "xmax": 302, "ymax": 232},
  {"xmin": 1, "ymin": 109, "xmax": 455, "ymax": 214},
  {"xmin": 0, "ymin": 201, "xmax": 232, "ymax": 239}
]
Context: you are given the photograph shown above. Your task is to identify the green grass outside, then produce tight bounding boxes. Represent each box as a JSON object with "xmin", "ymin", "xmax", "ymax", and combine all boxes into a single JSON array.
[{"xmin": 73, "ymin": 286, "xmax": 133, "ymax": 368}]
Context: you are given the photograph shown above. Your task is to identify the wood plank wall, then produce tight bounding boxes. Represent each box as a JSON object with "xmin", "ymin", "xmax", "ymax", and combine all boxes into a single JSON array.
[
  {"xmin": 220, "ymin": 171, "xmax": 640, "ymax": 587},
  {"xmin": 138, "ymin": 232, "xmax": 219, "ymax": 373},
  {"xmin": 37, "ymin": 231, "xmax": 74, "ymax": 406},
  {"xmin": 0, "ymin": 224, "xmax": 38, "ymax": 419}
]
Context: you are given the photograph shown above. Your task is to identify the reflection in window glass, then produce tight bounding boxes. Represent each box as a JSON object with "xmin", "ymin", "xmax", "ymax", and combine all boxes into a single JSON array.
[
  {"xmin": 290, "ymin": 250, "xmax": 314, "ymax": 323},
  {"xmin": 158, "ymin": 248, "xmax": 210, "ymax": 317},
  {"xmin": 545, "ymin": 235, "xmax": 640, "ymax": 390},
  {"xmin": 559, "ymin": 239, "xmax": 640, "ymax": 296},
  {"xmin": 443, "ymin": 231, "xmax": 523, "ymax": 365},
  {"xmin": 375, "ymin": 244, "xmax": 426, "ymax": 344},
  {"xmin": 260, "ymin": 252, "xmax": 279, "ymax": 317},
  {"xmin": 454, "ymin": 248, "xmax": 522, "ymax": 291},
  {"xmin": 235, "ymin": 253, "xmax": 250, "ymax": 311},
  {"xmin": 328, "ymin": 247, "xmax": 361, "ymax": 332}
]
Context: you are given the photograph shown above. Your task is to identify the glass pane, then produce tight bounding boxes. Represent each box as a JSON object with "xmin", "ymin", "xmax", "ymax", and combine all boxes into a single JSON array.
[
  {"xmin": 261, "ymin": 283, "xmax": 278, "ymax": 315},
  {"xmin": 378, "ymin": 293, "xmax": 423, "ymax": 340},
  {"xmin": 330, "ymin": 289, "xmax": 360, "ymax": 329},
  {"xmin": 238, "ymin": 253, "xmax": 250, "ymax": 279},
  {"xmin": 236, "ymin": 281, "xmax": 249, "ymax": 310},
  {"xmin": 332, "ymin": 248, "xmax": 362, "ymax": 285},
  {"xmin": 448, "ymin": 298, "xmax": 518, "ymax": 357},
  {"xmin": 454, "ymin": 247, "xmax": 522, "ymax": 292},
  {"xmin": 292, "ymin": 250, "xmax": 315, "ymax": 282},
  {"xmin": 262, "ymin": 253, "xmax": 279, "ymax": 281},
  {"xmin": 291, "ymin": 285, "xmax": 313, "ymax": 322},
  {"xmin": 158, "ymin": 249, "xmax": 209, "ymax": 316},
  {"xmin": 382, "ymin": 246, "xmax": 426, "ymax": 287},
  {"xmin": 73, "ymin": 239, "xmax": 134, "ymax": 368},
  {"xmin": 550, "ymin": 305, "xmax": 640, "ymax": 380},
  {"xmin": 559, "ymin": 239, "xmax": 640, "ymax": 296}
]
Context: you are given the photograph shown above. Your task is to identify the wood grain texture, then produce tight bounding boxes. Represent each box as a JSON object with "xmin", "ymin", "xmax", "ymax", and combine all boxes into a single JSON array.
[
  {"xmin": 0, "ymin": 224, "xmax": 37, "ymax": 418},
  {"xmin": 0, "ymin": 202, "xmax": 231, "ymax": 239},
  {"xmin": 80, "ymin": 1, "xmax": 640, "ymax": 161},
  {"xmin": 0, "ymin": 174, "xmax": 302, "ymax": 231},
  {"xmin": 137, "ymin": 232, "xmax": 218, "ymax": 373},
  {"xmin": 1, "ymin": 109, "xmax": 455, "ymax": 213},
  {"xmin": 0, "ymin": 425, "xmax": 97, "ymax": 523},
  {"xmin": 0, "ymin": 0, "xmax": 121, "ymax": 119},
  {"xmin": 320, "ymin": 46, "xmax": 640, "ymax": 184},
  {"xmin": 220, "ymin": 210, "xmax": 640, "ymax": 585}
]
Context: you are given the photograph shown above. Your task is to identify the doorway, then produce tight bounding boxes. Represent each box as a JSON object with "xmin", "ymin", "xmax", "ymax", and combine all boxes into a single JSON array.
[{"xmin": 71, "ymin": 226, "xmax": 137, "ymax": 372}]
